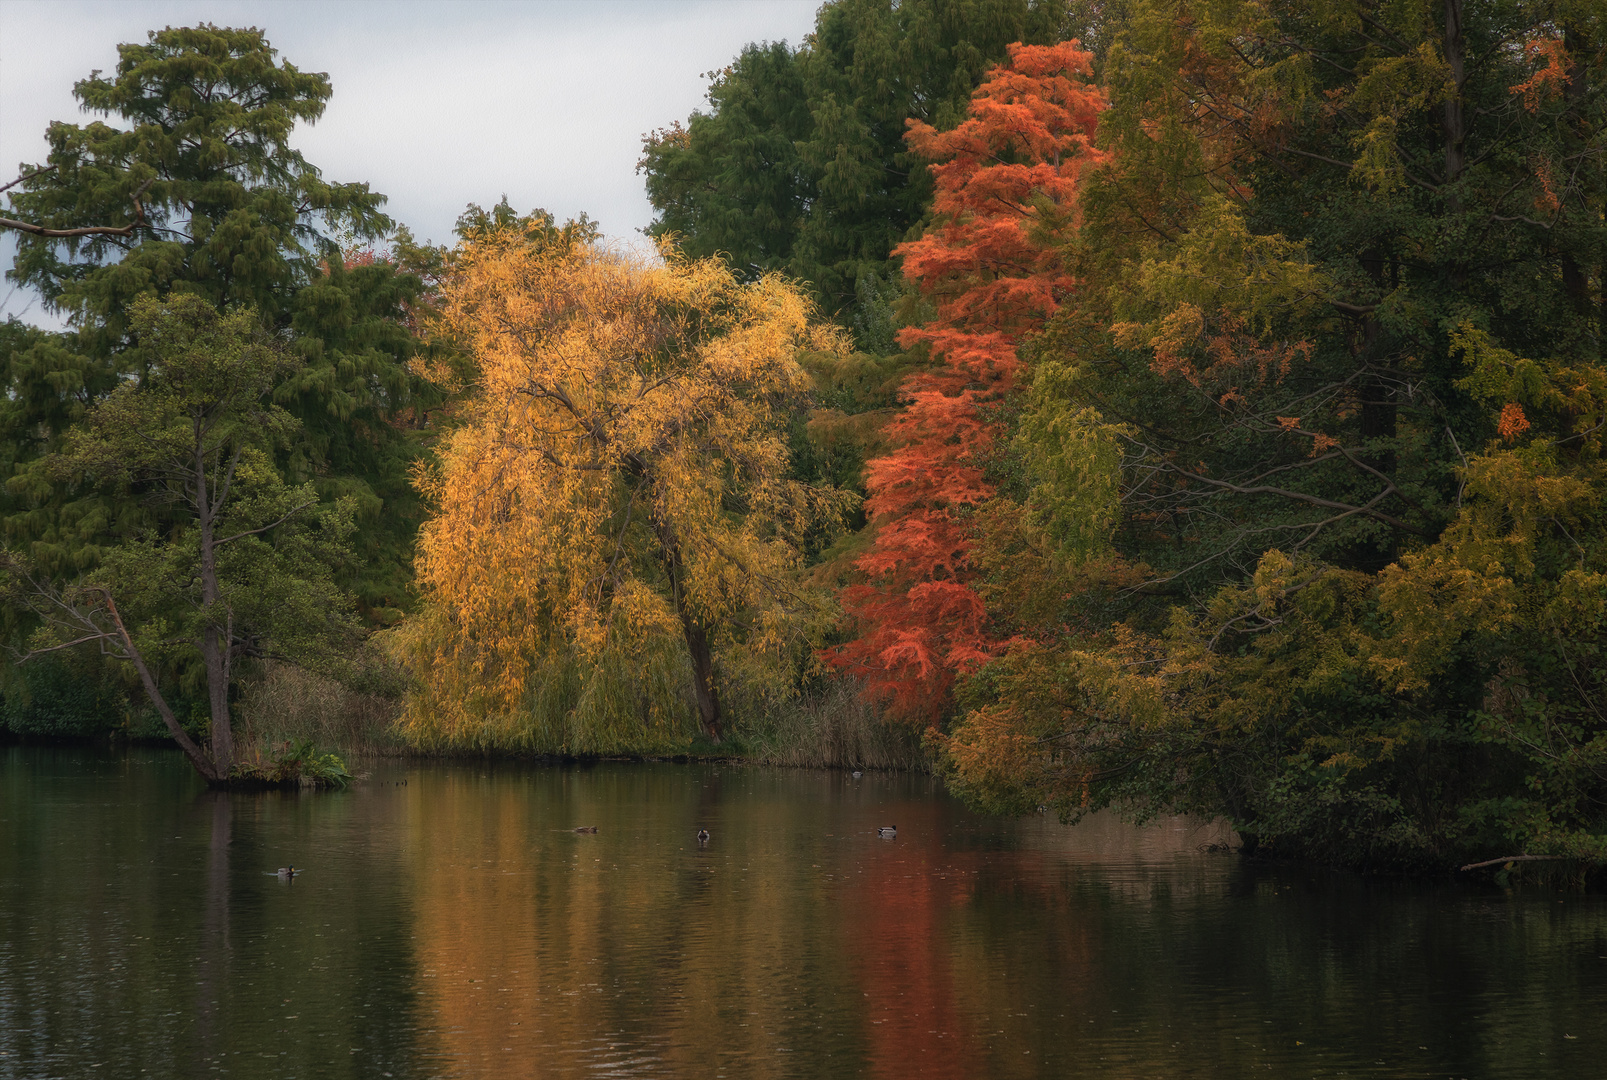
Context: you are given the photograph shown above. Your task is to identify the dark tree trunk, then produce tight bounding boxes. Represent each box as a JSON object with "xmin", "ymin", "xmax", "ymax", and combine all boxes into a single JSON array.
[
  {"xmin": 1442, "ymin": 0, "xmax": 1466, "ymax": 197},
  {"xmin": 679, "ymin": 611, "xmax": 724, "ymax": 741},
  {"xmin": 195, "ymin": 436, "xmax": 235, "ymax": 777},
  {"xmin": 650, "ymin": 508, "xmax": 724, "ymax": 741}
]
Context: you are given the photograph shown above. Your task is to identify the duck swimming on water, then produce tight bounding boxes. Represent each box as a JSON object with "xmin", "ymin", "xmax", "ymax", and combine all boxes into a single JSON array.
[
  {"xmin": 877, "ymin": 826, "xmax": 897, "ymax": 839},
  {"xmin": 696, "ymin": 829, "xmax": 710, "ymax": 844},
  {"xmin": 275, "ymin": 866, "xmax": 301, "ymax": 878}
]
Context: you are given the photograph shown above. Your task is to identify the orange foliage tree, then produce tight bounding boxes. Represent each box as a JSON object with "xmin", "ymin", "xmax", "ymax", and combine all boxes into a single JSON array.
[{"xmin": 828, "ymin": 42, "xmax": 1108, "ymax": 721}]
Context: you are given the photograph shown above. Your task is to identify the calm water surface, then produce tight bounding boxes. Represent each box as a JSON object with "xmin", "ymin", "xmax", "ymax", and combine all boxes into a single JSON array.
[{"xmin": 1, "ymin": 745, "xmax": 1604, "ymax": 1079}]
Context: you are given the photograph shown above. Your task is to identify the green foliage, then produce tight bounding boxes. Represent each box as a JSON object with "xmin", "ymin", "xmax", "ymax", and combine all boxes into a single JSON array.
[
  {"xmin": 262, "ymin": 739, "xmax": 354, "ymax": 789},
  {"xmin": 640, "ymin": 0, "xmax": 1074, "ymax": 335},
  {"xmin": 941, "ymin": 0, "xmax": 1607, "ymax": 873},
  {"xmin": 0, "ymin": 294, "xmax": 362, "ymax": 782},
  {"xmin": 0, "ymin": 24, "xmax": 430, "ymax": 633},
  {"xmin": 6, "ymin": 24, "xmax": 389, "ymax": 336},
  {"xmin": 0, "ymin": 651, "xmax": 118, "ymax": 737}
]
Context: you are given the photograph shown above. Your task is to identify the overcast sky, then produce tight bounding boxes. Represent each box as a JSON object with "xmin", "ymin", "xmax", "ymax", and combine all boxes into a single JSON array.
[{"xmin": 0, "ymin": 0, "xmax": 821, "ymax": 325}]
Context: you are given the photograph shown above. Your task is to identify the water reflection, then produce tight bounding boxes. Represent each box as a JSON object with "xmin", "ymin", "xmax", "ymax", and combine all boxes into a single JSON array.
[
  {"xmin": 195, "ymin": 792, "xmax": 231, "ymax": 1074},
  {"xmin": 1, "ymin": 746, "xmax": 1604, "ymax": 1079}
]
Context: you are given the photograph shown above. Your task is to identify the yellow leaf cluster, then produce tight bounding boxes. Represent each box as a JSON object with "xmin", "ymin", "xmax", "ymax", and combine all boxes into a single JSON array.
[{"xmin": 402, "ymin": 229, "xmax": 855, "ymax": 732}]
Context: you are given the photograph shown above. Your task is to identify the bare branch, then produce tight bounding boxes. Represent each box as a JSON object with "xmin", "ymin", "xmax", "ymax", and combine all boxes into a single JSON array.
[
  {"xmin": 0, "ymin": 165, "xmax": 59, "ymax": 197},
  {"xmin": 213, "ymin": 499, "xmax": 315, "ymax": 546},
  {"xmin": 17, "ymin": 632, "xmax": 115, "ymax": 659},
  {"xmin": 1459, "ymin": 854, "xmax": 1568, "ymax": 872},
  {"xmin": 0, "ymin": 178, "xmax": 155, "ymax": 239}
]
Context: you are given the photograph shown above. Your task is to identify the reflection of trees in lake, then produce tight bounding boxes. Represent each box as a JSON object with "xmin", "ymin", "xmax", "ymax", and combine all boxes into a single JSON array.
[
  {"xmin": 845, "ymin": 798, "xmax": 982, "ymax": 1079},
  {"xmin": 7, "ymin": 753, "xmax": 1606, "ymax": 1078},
  {"xmin": 410, "ymin": 766, "xmax": 878, "ymax": 1076},
  {"xmin": 194, "ymin": 793, "xmax": 232, "ymax": 1072},
  {"xmin": 401, "ymin": 767, "xmax": 1607, "ymax": 1079},
  {"xmin": 0, "ymin": 752, "xmax": 429, "ymax": 1078}
]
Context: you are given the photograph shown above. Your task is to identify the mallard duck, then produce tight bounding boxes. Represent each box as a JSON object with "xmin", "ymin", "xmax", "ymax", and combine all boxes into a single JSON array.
[
  {"xmin": 851, "ymin": 770, "xmax": 863, "ymax": 779},
  {"xmin": 572, "ymin": 826, "xmax": 598, "ymax": 834},
  {"xmin": 696, "ymin": 828, "xmax": 710, "ymax": 844},
  {"xmin": 877, "ymin": 826, "xmax": 897, "ymax": 839},
  {"xmin": 275, "ymin": 865, "xmax": 301, "ymax": 878}
]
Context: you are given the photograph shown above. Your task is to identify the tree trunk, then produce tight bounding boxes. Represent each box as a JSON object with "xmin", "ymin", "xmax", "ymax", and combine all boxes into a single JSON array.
[
  {"xmin": 1442, "ymin": 0, "xmax": 1466, "ymax": 197},
  {"xmin": 650, "ymin": 508, "xmax": 724, "ymax": 741},
  {"xmin": 679, "ymin": 611, "xmax": 723, "ymax": 741},
  {"xmin": 195, "ymin": 437, "xmax": 235, "ymax": 778},
  {"xmin": 102, "ymin": 592, "xmax": 223, "ymax": 782}
]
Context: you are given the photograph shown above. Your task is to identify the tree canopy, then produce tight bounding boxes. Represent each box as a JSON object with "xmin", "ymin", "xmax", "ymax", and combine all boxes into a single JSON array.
[
  {"xmin": 932, "ymin": 0, "xmax": 1607, "ymax": 871},
  {"xmin": 397, "ymin": 220, "xmax": 853, "ymax": 750},
  {"xmin": 0, "ymin": 24, "xmax": 429, "ymax": 635},
  {"xmin": 639, "ymin": 0, "xmax": 1075, "ymax": 334},
  {"xmin": 828, "ymin": 40, "xmax": 1109, "ymax": 718},
  {"xmin": 1, "ymin": 295, "xmax": 357, "ymax": 782}
]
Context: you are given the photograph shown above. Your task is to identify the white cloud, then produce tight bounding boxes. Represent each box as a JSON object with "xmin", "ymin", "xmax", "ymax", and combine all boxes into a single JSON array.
[{"xmin": 1, "ymin": 0, "xmax": 819, "ymax": 324}]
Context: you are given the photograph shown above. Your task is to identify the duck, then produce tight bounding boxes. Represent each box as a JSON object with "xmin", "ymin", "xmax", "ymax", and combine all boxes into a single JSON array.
[
  {"xmin": 696, "ymin": 828, "xmax": 710, "ymax": 844},
  {"xmin": 275, "ymin": 865, "xmax": 301, "ymax": 878},
  {"xmin": 851, "ymin": 770, "xmax": 863, "ymax": 779},
  {"xmin": 877, "ymin": 826, "xmax": 897, "ymax": 839},
  {"xmin": 572, "ymin": 826, "xmax": 598, "ymax": 834}
]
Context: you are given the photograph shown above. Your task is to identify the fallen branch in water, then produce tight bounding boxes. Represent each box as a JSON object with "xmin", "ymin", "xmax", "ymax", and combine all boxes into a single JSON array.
[{"xmin": 1459, "ymin": 854, "xmax": 1568, "ymax": 872}]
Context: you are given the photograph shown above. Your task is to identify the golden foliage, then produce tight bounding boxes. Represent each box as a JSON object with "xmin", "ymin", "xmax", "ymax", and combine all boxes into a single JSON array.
[{"xmin": 394, "ymin": 229, "xmax": 855, "ymax": 746}]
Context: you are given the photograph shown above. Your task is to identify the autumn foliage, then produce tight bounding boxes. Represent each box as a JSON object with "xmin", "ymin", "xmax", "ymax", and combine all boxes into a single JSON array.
[
  {"xmin": 398, "ymin": 222, "xmax": 851, "ymax": 747},
  {"xmin": 829, "ymin": 42, "xmax": 1107, "ymax": 720}
]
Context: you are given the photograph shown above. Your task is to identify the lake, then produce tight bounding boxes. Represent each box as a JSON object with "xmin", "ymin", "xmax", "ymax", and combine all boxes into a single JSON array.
[{"xmin": 1, "ymin": 745, "xmax": 1603, "ymax": 1078}]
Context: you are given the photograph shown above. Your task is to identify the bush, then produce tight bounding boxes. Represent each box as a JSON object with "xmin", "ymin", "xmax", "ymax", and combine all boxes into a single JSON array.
[{"xmin": 0, "ymin": 653, "xmax": 121, "ymax": 737}]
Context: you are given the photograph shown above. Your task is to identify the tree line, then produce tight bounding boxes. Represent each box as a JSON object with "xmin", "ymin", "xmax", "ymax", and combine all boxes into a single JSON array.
[{"xmin": 3, "ymin": 2, "xmax": 1604, "ymax": 874}]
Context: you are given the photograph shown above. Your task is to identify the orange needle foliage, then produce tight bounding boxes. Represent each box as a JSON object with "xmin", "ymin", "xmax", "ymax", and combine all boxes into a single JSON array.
[
  {"xmin": 400, "ymin": 223, "xmax": 853, "ymax": 744},
  {"xmin": 829, "ymin": 42, "xmax": 1108, "ymax": 721}
]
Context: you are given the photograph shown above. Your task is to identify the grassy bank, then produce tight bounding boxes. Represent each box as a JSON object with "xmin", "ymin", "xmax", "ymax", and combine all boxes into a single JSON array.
[{"xmin": 233, "ymin": 658, "xmax": 927, "ymax": 773}]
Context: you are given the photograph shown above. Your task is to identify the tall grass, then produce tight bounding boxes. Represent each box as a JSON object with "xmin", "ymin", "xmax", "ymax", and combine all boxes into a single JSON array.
[
  {"xmin": 736, "ymin": 678, "xmax": 930, "ymax": 771},
  {"xmin": 235, "ymin": 659, "xmax": 406, "ymax": 760}
]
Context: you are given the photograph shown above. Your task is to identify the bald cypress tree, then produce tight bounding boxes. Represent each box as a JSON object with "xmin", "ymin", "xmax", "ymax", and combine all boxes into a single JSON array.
[
  {"xmin": 0, "ymin": 25, "xmax": 430, "ymax": 736},
  {"xmin": 1, "ymin": 25, "xmax": 429, "ymax": 621}
]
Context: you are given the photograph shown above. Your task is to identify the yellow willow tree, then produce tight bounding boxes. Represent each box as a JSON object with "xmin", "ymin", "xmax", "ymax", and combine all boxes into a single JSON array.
[{"xmin": 402, "ymin": 224, "xmax": 853, "ymax": 746}]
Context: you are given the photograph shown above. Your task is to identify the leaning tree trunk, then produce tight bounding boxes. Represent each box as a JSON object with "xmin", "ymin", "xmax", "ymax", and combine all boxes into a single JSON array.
[{"xmin": 100, "ymin": 591, "xmax": 224, "ymax": 783}]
